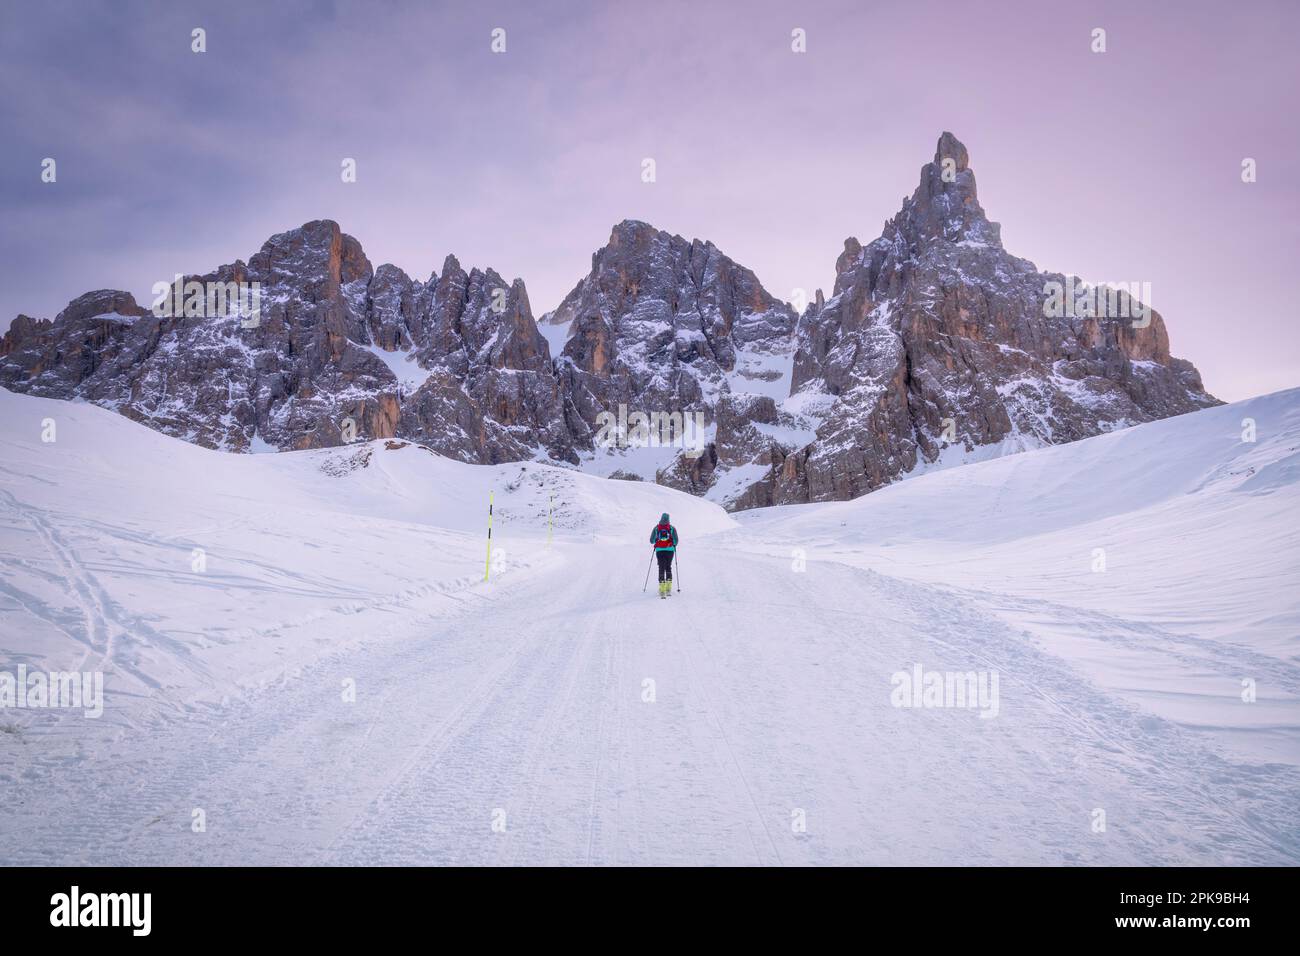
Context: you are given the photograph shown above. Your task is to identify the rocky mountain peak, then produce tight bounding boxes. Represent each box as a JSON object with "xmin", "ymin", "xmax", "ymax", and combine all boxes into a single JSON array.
[
  {"xmin": 934, "ymin": 130, "xmax": 969, "ymax": 171},
  {"xmin": 773, "ymin": 133, "xmax": 1216, "ymax": 507},
  {"xmin": 439, "ymin": 253, "xmax": 462, "ymax": 279},
  {"xmin": 248, "ymin": 219, "xmax": 373, "ymax": 296},
  {"xmin": 0, "ymin": 135, "xmax": 1219, "ymax": 511},
  {"xmin": 890, "ymin": 131, "xmax": 1001, "ymax": 250}
]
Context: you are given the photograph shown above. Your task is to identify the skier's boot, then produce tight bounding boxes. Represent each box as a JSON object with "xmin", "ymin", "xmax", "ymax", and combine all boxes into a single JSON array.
[{"xmin": 659, "ymin": 580, "xmax": 668, "ymax": 598}]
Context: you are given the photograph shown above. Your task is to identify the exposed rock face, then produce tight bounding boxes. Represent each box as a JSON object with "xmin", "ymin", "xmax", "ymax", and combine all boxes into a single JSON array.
[
  {"xmin": 0, "ymin": 134, "xmax": 1217, "ymax": 510},
  {"xmin": 548, "ymin": 219, "xmax": 799, "ymax": 479},
  {"xmin": 0, "ymin": 220, "xmax": 574, "ymax": 464},
  {"xmin": 761, "ymin": 132, "xmax": 1217, "ymax": 507}
]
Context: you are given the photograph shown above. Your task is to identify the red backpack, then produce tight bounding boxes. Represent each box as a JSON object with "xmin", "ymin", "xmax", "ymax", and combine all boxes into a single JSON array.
[{"xmin": 655, "ymin": 522, "xmax": 674, "ymax": 548}]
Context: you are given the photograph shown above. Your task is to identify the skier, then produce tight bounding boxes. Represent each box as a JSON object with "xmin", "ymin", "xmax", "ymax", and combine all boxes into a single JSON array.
[{"xmin": 650, "ymin": 512, "xmax": 678, "ymax": 598}]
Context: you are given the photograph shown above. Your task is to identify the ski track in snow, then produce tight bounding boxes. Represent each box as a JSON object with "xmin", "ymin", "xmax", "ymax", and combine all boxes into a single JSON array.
[{"xmin": 2, "ymin": 535, "xmax": 1295, "ymax": 865}]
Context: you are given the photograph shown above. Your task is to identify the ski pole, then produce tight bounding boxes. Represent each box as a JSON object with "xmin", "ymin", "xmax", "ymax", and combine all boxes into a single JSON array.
[
  {"xmin": 675, "ymin": 551, "xmax": 680, "ymax": 592},
  {"xmin": 643, "ymin": 551, "xmax": 654, "ymax": 591}
]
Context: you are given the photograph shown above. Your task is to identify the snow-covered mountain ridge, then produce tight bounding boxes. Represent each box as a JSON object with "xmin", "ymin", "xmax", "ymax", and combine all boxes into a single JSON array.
[{"xmin": 0, "ymin": 134, "xmax": 1216, "ymax": 511}]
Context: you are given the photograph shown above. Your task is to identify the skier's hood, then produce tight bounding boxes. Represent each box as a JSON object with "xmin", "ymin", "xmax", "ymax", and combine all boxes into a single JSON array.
[{"xmin": 660, "ymin": 513, "xmax": 670, "ymax": 523}]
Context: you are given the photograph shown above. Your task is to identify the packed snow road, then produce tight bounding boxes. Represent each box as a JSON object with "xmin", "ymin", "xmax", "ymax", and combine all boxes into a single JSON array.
[{"xmin": 3, "ymin": 536, "xmax": 1295, "ymax": 866}]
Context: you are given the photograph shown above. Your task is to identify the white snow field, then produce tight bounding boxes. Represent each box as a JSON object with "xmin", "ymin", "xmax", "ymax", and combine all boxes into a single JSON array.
[{"xmin": 0, "ymin": 387, "xmax": 1296, "ymax": 865}]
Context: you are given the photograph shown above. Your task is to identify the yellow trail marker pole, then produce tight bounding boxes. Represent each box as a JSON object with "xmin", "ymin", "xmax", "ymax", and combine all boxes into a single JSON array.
[{"xmin": 484, "ymin": 491, "xmax": 494, "ymax": 581}]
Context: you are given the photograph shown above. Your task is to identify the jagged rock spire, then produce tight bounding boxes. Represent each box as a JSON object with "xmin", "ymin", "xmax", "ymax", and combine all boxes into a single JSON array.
[{"xmin": 893, "ymin": 131, "xmax": 1001, "ymax": 249}]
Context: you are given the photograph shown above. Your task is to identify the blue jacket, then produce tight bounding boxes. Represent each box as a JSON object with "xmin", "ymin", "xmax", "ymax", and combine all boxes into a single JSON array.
[{"xmin": 650, "ymin": 523, "xmax": 678, "ymax": 552}]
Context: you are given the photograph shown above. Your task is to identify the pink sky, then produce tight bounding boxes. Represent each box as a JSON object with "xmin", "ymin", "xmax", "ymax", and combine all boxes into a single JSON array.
[{"xmin": 2, "ymin": 0, "xmax": 1296, "ymax": 401}]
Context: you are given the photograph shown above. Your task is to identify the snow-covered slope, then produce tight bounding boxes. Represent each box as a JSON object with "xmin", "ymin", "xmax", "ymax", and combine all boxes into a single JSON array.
[
  {"xmin": 0, "ymin": 389, "xmax": 733, "ymax": 718},
  {"xmin": 736, "ymin": 388, "xmax": 1300, "ymax": 763},
  {"xmin": 0, "ymin": 387, "xmax": 1294, "ymax": 865}
]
